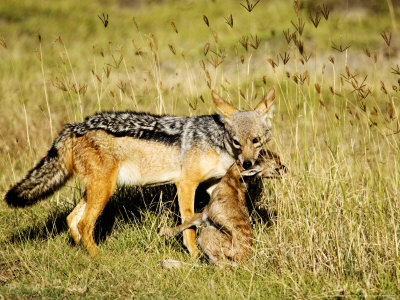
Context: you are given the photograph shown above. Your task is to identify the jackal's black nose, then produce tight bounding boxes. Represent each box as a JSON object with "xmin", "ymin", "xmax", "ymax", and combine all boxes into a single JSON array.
[{"xmin": 243, "ymin": 160, "xmax": 252, "ymax": 169}]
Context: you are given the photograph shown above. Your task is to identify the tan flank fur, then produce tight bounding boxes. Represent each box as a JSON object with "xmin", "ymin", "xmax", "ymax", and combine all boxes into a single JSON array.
[
  {"xmin": 5, "ymin": 88, "xmax": 276, "ymax": 257},
  {"xmin": 158, "ymin": 149, "xmax": 286, "ymax": 266}
]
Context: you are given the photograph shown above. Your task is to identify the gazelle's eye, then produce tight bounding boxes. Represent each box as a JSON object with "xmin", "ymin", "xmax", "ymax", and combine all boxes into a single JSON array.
[
  {"xmin": 232, "ymin": 139, "xmax": 241, "ymax": 148},
  {"xmin": 252, "ymin": 137, "xmax": 260, "ymax": 144}
]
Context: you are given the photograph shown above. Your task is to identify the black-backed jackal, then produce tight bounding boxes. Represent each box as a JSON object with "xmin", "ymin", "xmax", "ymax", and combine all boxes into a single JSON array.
[
  {"xmin": 158, "ymin": 149, "xmax": 286, "ymax": 266},
  {"xmin": 4, "ymin": 88, "xmax": 275, "ymax": 257}
]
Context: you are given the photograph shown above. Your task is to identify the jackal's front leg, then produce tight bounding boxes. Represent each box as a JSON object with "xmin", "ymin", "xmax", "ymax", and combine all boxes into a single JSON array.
[{"xmin": 175, "ymin": 180, "xmax": 200, "ymax": 258}]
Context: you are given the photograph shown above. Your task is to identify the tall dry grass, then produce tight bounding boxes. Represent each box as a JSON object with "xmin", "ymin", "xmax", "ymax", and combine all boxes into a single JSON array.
[{"xmin": 0, "ymin": 0, "xmax": 399, "ymax": 297}]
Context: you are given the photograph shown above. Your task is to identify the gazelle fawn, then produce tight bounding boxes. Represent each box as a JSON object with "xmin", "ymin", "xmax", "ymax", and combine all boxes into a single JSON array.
[{"xmin": 159, "ymin": 149, "xmax": 286, "ymax": 266}]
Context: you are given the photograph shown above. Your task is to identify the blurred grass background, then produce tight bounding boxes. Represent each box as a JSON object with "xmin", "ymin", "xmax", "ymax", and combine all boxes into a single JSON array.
[{"xmin": 1, "ymin": 0, "xmax": 400, "ymax": 298}]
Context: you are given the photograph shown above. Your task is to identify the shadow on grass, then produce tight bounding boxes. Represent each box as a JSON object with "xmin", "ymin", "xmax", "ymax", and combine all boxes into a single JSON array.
[{"xmin": 6, "ymin": 179, "xmax": 276, "ymax": 245}]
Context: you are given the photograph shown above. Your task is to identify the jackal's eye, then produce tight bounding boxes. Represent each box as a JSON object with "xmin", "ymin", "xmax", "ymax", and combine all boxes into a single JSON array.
[
  {"xmin": 252, "ymin": 137, "xmax": 260, "ymax": 144},
  {"xmin": 232, "ymin": 138, "xmax": 241, "ymax": 148}
]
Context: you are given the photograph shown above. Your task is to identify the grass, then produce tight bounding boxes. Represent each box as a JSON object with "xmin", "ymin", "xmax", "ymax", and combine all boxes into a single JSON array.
[{"xmin": 1, "ymin": 0, "xmax": 400, "ymax": 298}]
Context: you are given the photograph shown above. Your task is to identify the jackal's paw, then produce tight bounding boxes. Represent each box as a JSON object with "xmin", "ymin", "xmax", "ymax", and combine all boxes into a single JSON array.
[
  {"xmin": 187, "ymin": 247, "xmax": 201, "ymax": 260},
  {"xmin": 70, "ymin": 230, "xmax": 82, "ymax": 245}
]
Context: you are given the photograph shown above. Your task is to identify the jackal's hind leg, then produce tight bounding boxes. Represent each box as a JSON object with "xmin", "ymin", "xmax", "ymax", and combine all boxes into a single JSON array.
[
  {"xmin": 77, "ymin": 166, "xmax": 118, "ymax": 257},
  {"xmin": 67, "ymin": 198, "xmax": 86, "ymax": 244}
]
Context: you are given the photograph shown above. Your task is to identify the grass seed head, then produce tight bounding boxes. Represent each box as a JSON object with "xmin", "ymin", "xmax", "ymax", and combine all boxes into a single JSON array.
[
  {"xmin": 199, "ymin": 59, "xmax": 206, "ymax": 70},
  {"xmin": 0, "ymin": 36, "xmax": 7, "ymax": 49},
  {"xmin": 56, "ymin": 36, "xmax": 64, "ymax": 46},
  {"xmin": 391, "ymin": 64, "xmax": 400, "ymax": 75},
  {"xmin": 168, "ymin": 44, "xmax": 176, "ymax": 55},
  {"xmin": 250, "ymin": 34, "xmax": 261, "ymax": 49},
  {"xmin": 309, "ymin": 11, "xmax": 321, "ymax": 28},
  {"xmin": 225, "ymin": 14, "xmax": 233, "ymax": 28},
  {"xmin": 149, "ymin": 34, "xmax": 158, "ymax": 51},
  {"xmin": 380, "ymin": 81, "xmax": 388, "ymax": 94},
  {"xmin": 320, "ymin": 4, "xmax": 330, "ymax": 20},
  {"xmin": 381, "ymin": 31, "xmax": 392, "ymax": 47},
  {"xmin": 262, "ymin": 75, "xmax": 267, "ymax": 84},
  {"xmin": 234, "ymin": 44, "xmax": 238, "ymax": 56},
  {"xmin": 132, "ymin": 16, "xmax": 140, "ymax": 31},
  {"xmin": 386, "ymin": 102, "xmax": 394, "ymax": 119},
  {"xmin": 331, "ymin": 41, "xmax": 351, "ymax": 52},
  {"xmin": 291, "ymin": 32, "xmax": 297, "ymax": 44},
  {"xmin": 211, "ymin": 29, "xmax": 218, "ymax": 43},
  {"xmin": 291, "ymin": 18, "xmax": 305, "ymax": 36},
  {"xmin": 104, "ymin": 66, "xmax": 111, "ymax": 78},
  {"xmin": 204, "ymin": 43, "xmax": 210, "ymax": 56},
  {"xmin": 240, "ymin": 0, "xmax": 261, "ymax": 12},
  {"xmin": 283, "ymin": 28, "xmax": 292, "ymax": 44},
  {"xmin": 267, "ymin": 57, "xmax": 278, "ymax": 69},
  {"xmin": 98, "ymin": 13, "xmax": 109, "ymax": 28},
  {"xmin": 240, "ymin": 89, "xmax": 246, "ymax": 99},
  {"xmin": 279, "ymin": 52, "xmax": 290, "ymax": 65},
  {"xmin": 346, "ymin": 65, "xmax": 350, "ymax": 76},
  {"xmin": 293, "ymin": 0, "xmax": 300, "ymax": 16},
  {"xmin": 239, "ymin": 35, "xmax": 249, "ymax": 51},
  {"xmin": 296, "ymin": 39, "xmax": 304, "ymax": 54},
  {"xmin": 302, "ymin": 52, "xmax": 311, "ymax": 62},
  {"xmin": 170, "ymin": 21, "xmax": 178, "ymax": 33},
  {"xmin": 315, "ymin": 83, "xmax": 321, "ymax": 94},
  {"xmin": 203, "ymin": 15, "xmax": 210, "ymax": 27},
  {"xmin": 52, "ymin": 77, "xmax": 68, "ymax": 91}
]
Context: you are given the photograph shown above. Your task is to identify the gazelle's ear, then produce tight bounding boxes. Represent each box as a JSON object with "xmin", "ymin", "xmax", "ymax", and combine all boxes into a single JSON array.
[
  {"xmin": 255, "ymin": 87, "xmax": 275, "ymax": 114},
  {"xmin": 211, "ymin": 90, "xmax": 237, "ymax": 117}
]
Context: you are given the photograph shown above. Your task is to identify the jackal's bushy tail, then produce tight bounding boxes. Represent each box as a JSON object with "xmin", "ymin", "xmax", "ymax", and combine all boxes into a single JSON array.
[{"xmin": 5, "ymin": 131, "xmax": 73, "ymax": 207}]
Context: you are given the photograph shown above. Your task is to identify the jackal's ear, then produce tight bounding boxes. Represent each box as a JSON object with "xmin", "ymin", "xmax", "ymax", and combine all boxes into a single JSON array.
[
  {"xmin": 255, "ymin": 87, "xmax": 275, "ymax": 116},
  {"xmin": 211, "ymin": 90, "xmax": 237, "ymax": 117}
]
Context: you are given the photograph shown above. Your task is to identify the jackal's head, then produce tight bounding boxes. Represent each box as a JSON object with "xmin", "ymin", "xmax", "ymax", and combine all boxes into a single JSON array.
[{"xmin": 212, "ymin": 87, "xmax": 276, "ymax": 170}]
